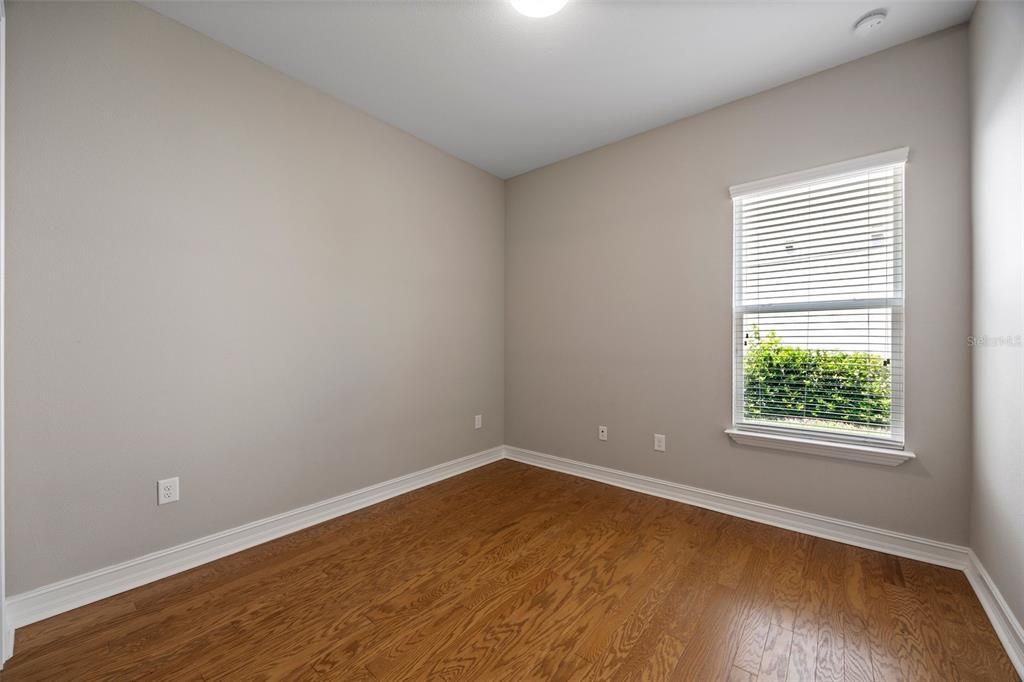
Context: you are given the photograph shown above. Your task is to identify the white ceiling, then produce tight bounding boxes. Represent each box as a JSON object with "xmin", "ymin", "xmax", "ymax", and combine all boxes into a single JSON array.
[{"xmin": 147, "ymin": 0, "xmax": 975, "ymax": 178}]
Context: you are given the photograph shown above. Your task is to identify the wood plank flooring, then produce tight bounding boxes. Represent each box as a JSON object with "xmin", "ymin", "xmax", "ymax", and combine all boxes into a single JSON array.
[{"xmin": 2, "ymin": 460, "xmax": 1017, "ymax": 681}]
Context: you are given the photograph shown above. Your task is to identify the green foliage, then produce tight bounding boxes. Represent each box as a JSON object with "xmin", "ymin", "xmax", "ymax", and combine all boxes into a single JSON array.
[{"xmin": 743, "ymin": 327, "xmax": 891, "ymax": 429}]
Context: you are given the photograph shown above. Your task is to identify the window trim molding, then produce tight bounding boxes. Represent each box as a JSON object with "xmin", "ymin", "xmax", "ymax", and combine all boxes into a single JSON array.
[
  {"xmin": 730, "ymin": 147, "xmax": 910, "ymax": 459},
  {"xmin": 729, "ymin": 147, "xmax": 909, "ymax": 199},
  {"xmin": 725, "ymin": 428, "xmax": 915, "ymax": 467}
]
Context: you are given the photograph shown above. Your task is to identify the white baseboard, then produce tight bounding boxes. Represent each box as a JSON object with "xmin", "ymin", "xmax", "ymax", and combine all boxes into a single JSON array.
[
  {"xmin": 4, "ymin": 446, "xmax": 504, "ymax": 634},
  {"xmin": 965, "ymin": 550, "xmax": 1024, "ymax": 677},
  {"xmin": 503, "ymin": 446, "xmax": 970, "ymax": 569}
]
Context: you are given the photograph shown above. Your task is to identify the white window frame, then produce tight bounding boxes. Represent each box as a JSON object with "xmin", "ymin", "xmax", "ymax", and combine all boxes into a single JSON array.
[{"xmin": 725, "ymin": 149, "xmax": 915, "ymax": 467}]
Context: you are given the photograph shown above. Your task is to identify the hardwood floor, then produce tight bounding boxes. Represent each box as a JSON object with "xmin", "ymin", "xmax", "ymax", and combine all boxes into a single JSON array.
[{"xmin": 2, "ymin": 460, "xmax": 1017, "ymax": 681}]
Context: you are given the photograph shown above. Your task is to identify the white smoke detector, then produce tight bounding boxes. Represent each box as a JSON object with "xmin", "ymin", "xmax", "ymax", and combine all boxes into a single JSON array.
[{"xmin": 854, "ymin": 9, "xmax": 888, "ymax": 36}]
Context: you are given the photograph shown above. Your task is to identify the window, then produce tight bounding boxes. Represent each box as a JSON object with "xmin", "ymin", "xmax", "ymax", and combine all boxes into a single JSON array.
[{"xmin": 730, "ymin": 149, "xmax": 907, "ymax": 451}]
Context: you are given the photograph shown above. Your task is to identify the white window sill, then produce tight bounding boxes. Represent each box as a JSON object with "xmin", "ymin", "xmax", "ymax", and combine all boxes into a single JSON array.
[{"xmin": 725, "ymin": 428, "xmax": 915, "ymax": 467}]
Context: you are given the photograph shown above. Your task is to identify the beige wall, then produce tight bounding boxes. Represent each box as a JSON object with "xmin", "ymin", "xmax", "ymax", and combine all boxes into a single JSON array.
[
  {"xmin": 3, "ymin": 1, "xmax": 984, "ymax": 598},
  {"xmin": 506, "ymin": 27, "xmax": 972, "ymax": 543},
  {"xmin": 5, "ymin": 1, "xmax": 504, "ymax": 594},
  {"xmin": 969, "ymin": 0, "xmax": 1024, "ymax": 628}
]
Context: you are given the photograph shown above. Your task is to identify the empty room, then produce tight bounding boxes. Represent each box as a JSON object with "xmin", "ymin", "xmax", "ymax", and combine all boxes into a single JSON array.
[{"xmin": 0, "ymin": 0, "xmax": 1021, "ymax": 679}]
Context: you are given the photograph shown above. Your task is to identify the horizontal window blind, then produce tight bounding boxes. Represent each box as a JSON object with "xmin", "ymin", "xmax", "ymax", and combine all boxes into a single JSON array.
[{"xmin": 732, "ymin": 150, "xmax": 906, "ymax": 447}]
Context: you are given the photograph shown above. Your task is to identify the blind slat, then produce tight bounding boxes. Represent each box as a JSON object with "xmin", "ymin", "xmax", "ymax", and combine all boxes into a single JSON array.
[
  {"xmin": 739, "ymin": 242, "xmax": 901, "ymax": 267},
  {"xmin": 741, "ymin": 217, "xmax": 900, "ymax": 244},
  {"xmin": 739, "ymin": 174, "xmax": 900, "ymax": 211},
  {"xmin": 741, "ymin": 202, "xmax": 902, "ymax": 232},
  {"xmin": 741, "ymin": 188, "xmax": 901, "ymax": 222}
]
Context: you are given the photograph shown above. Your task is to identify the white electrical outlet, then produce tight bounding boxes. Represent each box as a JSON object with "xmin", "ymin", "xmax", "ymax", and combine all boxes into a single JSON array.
[
  {"xmin": 158, "ymin": 477, "xmax": 180, "ymax": 505},
  {"xmin": 474, "ymin": 414, "xmax": 483, "ymax": 429},
  {"xmin": 598, "ymin": 425, "xmax": 608, "ymax": 441},
  {"xmin": 654, "ymin": 434, "xmax": 666, "ymax": 452}
]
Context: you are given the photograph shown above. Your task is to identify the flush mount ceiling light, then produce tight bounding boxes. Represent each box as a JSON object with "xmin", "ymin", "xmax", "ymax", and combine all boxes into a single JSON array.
[
  {"xmin": 511, "ymin": 0, "xmax": 568, "ymax": 18},
  {"xmin": 853, "ymin": 9, "xmax": 888, "ymax": 36}
]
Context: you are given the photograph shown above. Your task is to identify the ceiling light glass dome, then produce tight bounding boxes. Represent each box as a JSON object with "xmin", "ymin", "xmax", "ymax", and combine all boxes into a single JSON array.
[{"xmin": 511, "ymin": 0, "xmax": 569, "ymax": 18}]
